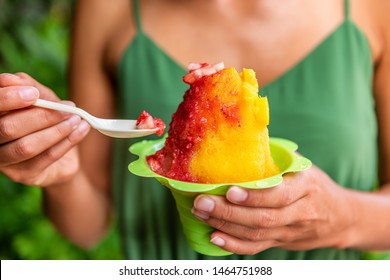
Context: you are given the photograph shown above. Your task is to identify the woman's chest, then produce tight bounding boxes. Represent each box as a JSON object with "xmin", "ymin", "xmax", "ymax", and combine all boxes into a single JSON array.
[{"xmin": 107, "ymin": 0, "xmax": 380, "ymax": 87}]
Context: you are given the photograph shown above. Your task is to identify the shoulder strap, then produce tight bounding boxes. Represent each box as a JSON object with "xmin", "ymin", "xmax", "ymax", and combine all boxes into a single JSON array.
[
  {"xmin": 132, "ymin": 0, "xmax": 142, "ymax": 32},
  {"xmin": 344, "ymin": 0, "xmax": 350, "ymax": 19}
]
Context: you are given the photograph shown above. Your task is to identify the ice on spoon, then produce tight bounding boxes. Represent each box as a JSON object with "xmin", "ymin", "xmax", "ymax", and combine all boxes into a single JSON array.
[{"xmin": 136, "ymin": 111, "xmax": 165, "ymax": 136}]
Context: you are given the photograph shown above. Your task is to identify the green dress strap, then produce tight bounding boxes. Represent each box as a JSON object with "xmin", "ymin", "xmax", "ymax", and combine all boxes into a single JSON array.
[
  {"xmin": 132, "ymin": 0, "xmax": 142, "ymax": 32},
  {"xmin": 344, "ymin": 0, "xmax": 350, "ymax": 19}
]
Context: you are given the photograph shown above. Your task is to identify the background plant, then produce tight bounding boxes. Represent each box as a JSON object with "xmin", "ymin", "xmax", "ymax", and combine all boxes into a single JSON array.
[{"xmin": 0, "ymin": 0, "xmax": 122, "ymax": 260}]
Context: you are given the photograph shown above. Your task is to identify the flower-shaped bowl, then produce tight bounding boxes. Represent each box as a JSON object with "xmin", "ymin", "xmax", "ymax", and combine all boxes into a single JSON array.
[{"xmin": 129, "ymin": 137, "xmax": 311, "ymax": 256}]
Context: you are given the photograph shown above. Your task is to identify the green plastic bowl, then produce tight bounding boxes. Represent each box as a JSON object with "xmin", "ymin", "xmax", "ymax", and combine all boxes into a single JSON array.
[{"xmin": 129, "ymin": 137, "xmax": 311, "ymax": 256}]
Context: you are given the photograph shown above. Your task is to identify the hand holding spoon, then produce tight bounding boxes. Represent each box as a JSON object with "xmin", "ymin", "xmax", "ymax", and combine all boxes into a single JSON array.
[{"xmin": 34, "ymin": 99, "xmax": 159, "ymax": 138}]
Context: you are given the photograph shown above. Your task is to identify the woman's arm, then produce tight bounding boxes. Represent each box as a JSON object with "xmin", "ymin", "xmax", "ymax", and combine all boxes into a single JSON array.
[
  {"xmin": 345, "ymin": 0, "xmax": 390, "ymax": 250},
  {"xmin": 43, "ymin": 0, "xmax": 135, "ymax": 248}
]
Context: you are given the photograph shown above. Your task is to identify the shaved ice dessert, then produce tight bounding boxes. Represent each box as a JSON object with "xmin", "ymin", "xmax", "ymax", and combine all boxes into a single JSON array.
[
  {"xmin": 147, "ymin": 62, "xmax": 279, "ymax": 184},
  {"xmin": 129, "ymin": 62, "xmax": 312, "ymax": 256}
]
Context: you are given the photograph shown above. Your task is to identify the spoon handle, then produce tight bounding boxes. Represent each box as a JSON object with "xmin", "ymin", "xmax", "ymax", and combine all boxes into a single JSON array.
[{"xmin": 34, "ymin": 99, "xmax": 98, "ymax": 127}]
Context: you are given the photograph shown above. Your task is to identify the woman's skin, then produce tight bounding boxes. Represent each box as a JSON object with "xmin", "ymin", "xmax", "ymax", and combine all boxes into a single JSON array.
[{"xmin": 0, "ymin": 0, "xmax": 389, "ymax": 254}]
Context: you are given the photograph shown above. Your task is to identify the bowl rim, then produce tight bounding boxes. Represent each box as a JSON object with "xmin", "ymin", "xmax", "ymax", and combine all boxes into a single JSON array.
[{"xmin": 128, "ymin": 137, "xmax": 311, "ymax": 193}]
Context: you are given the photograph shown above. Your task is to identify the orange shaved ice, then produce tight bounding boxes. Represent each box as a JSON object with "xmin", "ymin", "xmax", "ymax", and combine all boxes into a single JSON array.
[{"xmin": 147, "ymin": 63, "xmax": 279, "ymax": 183}]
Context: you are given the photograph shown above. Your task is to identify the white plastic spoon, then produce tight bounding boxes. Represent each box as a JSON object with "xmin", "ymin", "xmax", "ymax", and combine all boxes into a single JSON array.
[{"xmin": 34, "ymin": 99, "xmax": 158, "ymax": 138}]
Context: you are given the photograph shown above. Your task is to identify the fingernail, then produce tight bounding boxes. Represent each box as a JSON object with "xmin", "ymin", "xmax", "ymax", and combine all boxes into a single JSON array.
[
  {"xmin": 210, "ymin": 236, "xmax": 225, "ymax": 247},
  {"xmin": 191, "ymin": 208, "xmax": 210, "ymax": 220},
  {"xmin": 195, "ymin": 196, "xmax": 215, "ymax": 213},
  {"xmin": 227, "ymin": 186, "xmax": 248, "ymax": 202},
  {"xmin": 66, "ymin": 115, "xmax": 81, "ymax": 129},
  {"xmin": 19, "ymin": 87, "xmax": 39, "ymax": 101},
  {"xmin": 77, "ymin": 120, "xmax": 90, "ymax": 133}
]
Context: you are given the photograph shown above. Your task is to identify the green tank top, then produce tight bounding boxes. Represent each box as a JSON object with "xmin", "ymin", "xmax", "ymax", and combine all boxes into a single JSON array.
[{"xmin": 113, "ymin": 0, "xmax": 377, "ymax": 259}]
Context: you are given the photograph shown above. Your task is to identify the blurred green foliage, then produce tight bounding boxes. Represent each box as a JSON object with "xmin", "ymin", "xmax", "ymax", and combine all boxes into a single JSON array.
[
  {"xmin": 0, "ymin": 0, "xmax": 70, "ymax": 98},
  {"xmin": 0, "ymin": 0, "xmax": 122, "ymax": 259}
]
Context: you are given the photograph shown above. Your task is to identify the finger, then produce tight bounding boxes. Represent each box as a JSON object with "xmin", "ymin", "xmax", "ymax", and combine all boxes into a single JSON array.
[
  {"xmin": 192, "ymin": 208, "xmax": 315, "ymax": 243},
  {"xmin": 0, "ymin": 115, "xmax": 82, "ymax": 166},
  {"xmin": 0, "ymin": 86, "xmax": 39, "ymax": 111},
  {"xmin": 14, "ymin": 72, "xmax": 61, "ymax": 101},
  {"xmin": 193, "ymin": 195, "xmax": 307, "ymax": 228},
  {"xmin": 226, "ymin": 173, "xmax": 310, "ymax": 208},
  {"xmin": 210, "ymin": 230, "xmax": 326, "ymax": 255},
  {"xmin": 0, "ymin": 73, "xmax": 23, "ymax": 87},
  {"xmin": 0, "ymin": 73, "xmax": 59, "ymax": 101},
  {"xmin": 23, "ymin": 120, "xmax": 90, "ymax": 171},
  {"xmin": 209, "ymin": 231, "xmax": 278, "ymax": 255},
  {"xmin": 7, "ymin": 121, "xmax": 90, "ymax": 181},
  {"xmin": 0, "ymin": 106, "xmax": 74, "ymax": 144}
]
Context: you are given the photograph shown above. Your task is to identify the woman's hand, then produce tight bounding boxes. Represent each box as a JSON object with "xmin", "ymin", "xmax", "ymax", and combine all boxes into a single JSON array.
[
  {"xmin": 0, "ymin": 73, "xmax": 90, "ymax": 187},
  {"xmin": 192, "ymin": 165, "xmax": 356, "ymax": 255}
]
